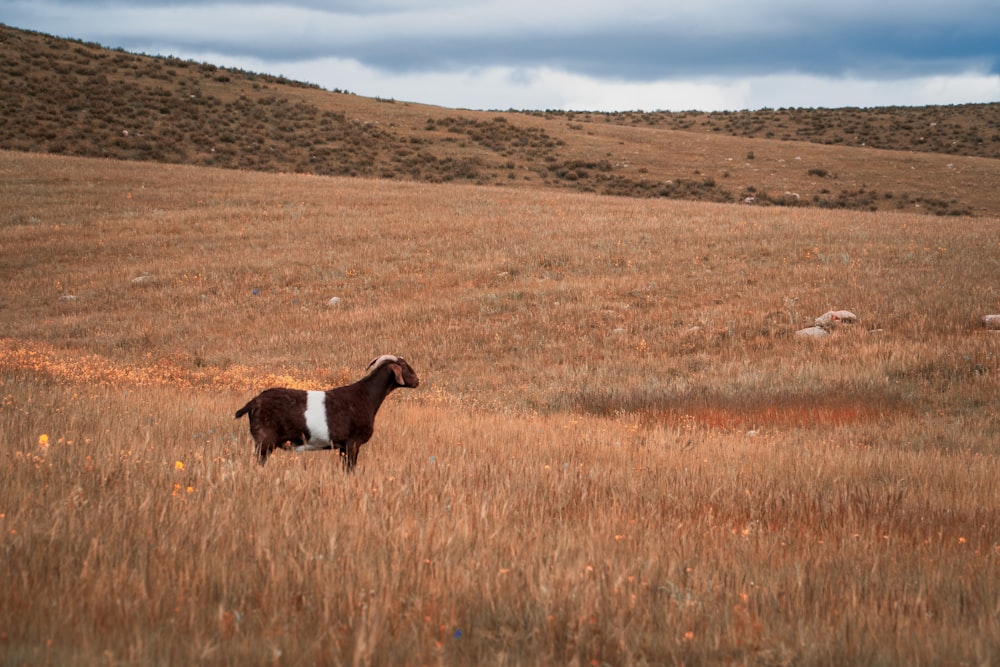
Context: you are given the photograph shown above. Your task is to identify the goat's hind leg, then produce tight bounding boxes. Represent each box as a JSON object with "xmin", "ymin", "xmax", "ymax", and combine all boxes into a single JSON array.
[
  {"xmin": 254, "ymin": 437, "xmax": 277, "ymax": 465},
  {"xmin": 249, "ymin": 423, "xmax": 279, "ymax": 465}
]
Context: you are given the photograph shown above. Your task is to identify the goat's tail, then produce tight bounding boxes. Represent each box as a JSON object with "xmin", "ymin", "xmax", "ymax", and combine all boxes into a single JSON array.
[{"xmin": 234, "ymin": 402, "xmax": 252, "ymax": 420}]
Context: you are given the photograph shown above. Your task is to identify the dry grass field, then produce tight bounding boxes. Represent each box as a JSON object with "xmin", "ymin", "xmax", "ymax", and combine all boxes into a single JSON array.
[{"xmin": 2, "ymin": 148, "xmax": 999, "ymax": 666}]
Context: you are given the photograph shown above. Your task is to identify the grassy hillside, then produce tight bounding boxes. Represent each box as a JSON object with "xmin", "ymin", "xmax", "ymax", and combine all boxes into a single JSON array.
[
  {"xmin": 3, "ymin": 23, "xmax": 1000, "ymax": 216},
  {"xmin": 2, "ymin": 150, "xmax": 999, "ymax": 665},
  {"xmin": 539, "ymin": 103, "xmax": 1000, "ymax": 158}
]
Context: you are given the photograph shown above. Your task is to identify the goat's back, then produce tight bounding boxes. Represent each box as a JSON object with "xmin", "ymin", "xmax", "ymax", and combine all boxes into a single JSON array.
[{"xmin": 238, "ymin": 387, "xmax": 309, "ymax": 428}]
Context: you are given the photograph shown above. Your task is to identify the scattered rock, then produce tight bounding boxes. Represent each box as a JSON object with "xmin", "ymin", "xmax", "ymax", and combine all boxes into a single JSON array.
[
  {"xmin": 59, "ymin": 294, "xmax": 78, "ymax": 301},
  {"xmin": 815, "ymin": 310, "xmax": 858, "ymax": 327},
  {"xmin": 796, "ymin": 326, "xmax": 830, "ymax": 338},
  {"xmin": 797, "ymin": 309, "xmax": 859, "ymax": 339},
  {"xmin": 131, "ymin": 274, "xmax": 152, "ymax": 284},
  {"xmin": 983, "ymin": 315, "xmax": 1000, "ymax": 330}
]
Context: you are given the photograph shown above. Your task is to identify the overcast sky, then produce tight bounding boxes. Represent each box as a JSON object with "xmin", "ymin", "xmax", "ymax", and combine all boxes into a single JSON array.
[{"xmin": 5, "ymin": 1, "xmax": 1000, "ymax": 111}]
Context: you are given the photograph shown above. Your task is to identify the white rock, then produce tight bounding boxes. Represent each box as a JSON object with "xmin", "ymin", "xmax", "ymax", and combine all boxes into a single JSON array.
[
  {"xmin": 796, "ymin": 326, "xmax": 830, "ymax": 338},
  {"xmin": 815, "ymin": 310, "xmax": 858, "ymax": 327},
  {"xmin": 327, "ymin": 297, "xmax": 342, "ymax": 307},
  {"xmin": 983, "ymin": 314, "xmax": 1000, "ymax": 329}
]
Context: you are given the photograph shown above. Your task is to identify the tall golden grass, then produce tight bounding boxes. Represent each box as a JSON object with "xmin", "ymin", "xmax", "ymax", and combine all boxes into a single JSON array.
[{"xmin": 2, "ymin": 150, "xmax": 999, "ymax": 665}]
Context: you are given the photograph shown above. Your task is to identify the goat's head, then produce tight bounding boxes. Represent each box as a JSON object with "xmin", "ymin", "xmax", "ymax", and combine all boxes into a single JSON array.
[{"xmin": 367, "ymin": 354, "xmax": 420, "ymax": 388}]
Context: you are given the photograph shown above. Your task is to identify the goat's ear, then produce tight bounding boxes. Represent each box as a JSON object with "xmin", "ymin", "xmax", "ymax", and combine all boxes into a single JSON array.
[{"xmin": 390, "ymin": 363, "xmax": 405, "ymax": 385}]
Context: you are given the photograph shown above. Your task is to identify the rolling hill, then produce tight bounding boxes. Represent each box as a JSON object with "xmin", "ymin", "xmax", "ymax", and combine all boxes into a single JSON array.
[{"xmin": 2, "ymin": 22, "xmax": 1000, "ymax": 216}]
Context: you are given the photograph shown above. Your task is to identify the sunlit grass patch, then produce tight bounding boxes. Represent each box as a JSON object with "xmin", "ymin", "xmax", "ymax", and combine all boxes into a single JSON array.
[{"xmin": 575, "ymin": 384, "xmax": 907, "ymax": 429}]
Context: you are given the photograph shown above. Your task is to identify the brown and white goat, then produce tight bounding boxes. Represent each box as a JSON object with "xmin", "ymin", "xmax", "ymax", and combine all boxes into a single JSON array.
[{"xmin": 234, "ymin": 355, "xmax": 419, "ymax": 469}]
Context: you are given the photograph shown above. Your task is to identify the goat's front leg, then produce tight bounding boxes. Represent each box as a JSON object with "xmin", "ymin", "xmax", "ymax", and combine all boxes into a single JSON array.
[
  {"xmin": 334, "ymin": 442, "xmax": 350, "ymax": 468},
  {"xmin": 344, "ymin": 441, "xmax": 360, "ymax": 471}
]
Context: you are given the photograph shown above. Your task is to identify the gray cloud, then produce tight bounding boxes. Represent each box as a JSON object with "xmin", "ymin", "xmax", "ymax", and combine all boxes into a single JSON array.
[{"xmin": 4, "ymin": 0, "xmax": 999, "ymax": 109}]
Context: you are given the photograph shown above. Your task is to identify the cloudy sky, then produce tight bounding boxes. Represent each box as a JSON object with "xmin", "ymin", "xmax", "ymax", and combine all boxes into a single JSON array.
[{"xmin": 6, "ymin": 0, "xmax": 1000, "ymax": 111}]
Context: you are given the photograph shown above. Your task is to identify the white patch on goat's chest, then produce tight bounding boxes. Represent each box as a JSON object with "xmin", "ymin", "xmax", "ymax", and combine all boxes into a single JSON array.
[{"xmin": 301, "ymin": 390, "xmax": 330, "ymax": 449}]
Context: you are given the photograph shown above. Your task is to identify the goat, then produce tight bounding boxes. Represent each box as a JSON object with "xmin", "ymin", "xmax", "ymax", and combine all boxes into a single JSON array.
[{"xmin": 234, "ymin": 355, "xmax": 419, "ymax": 469}]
